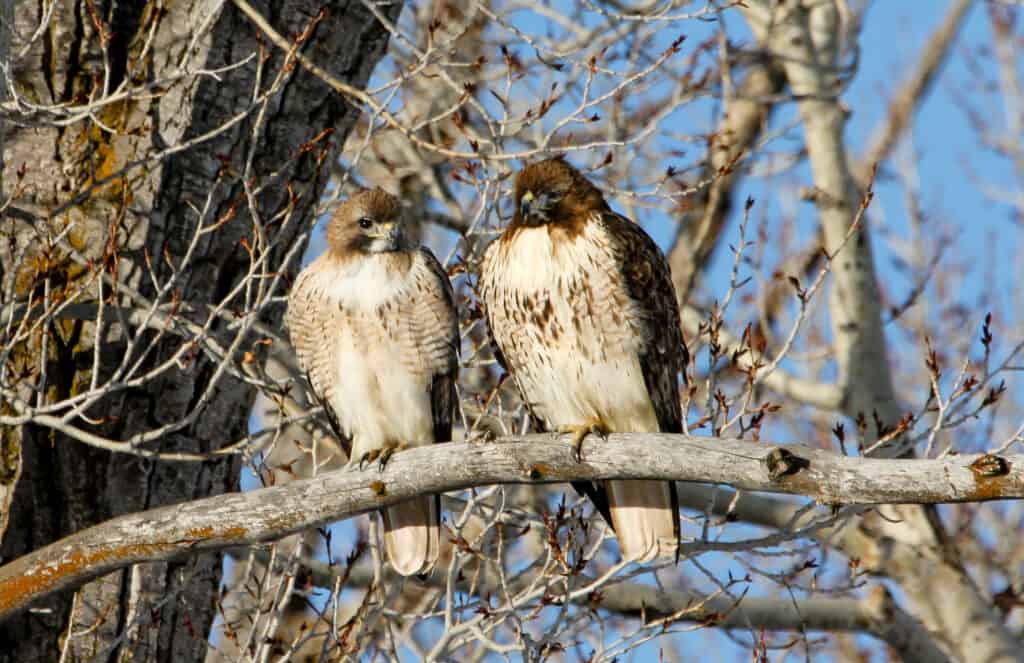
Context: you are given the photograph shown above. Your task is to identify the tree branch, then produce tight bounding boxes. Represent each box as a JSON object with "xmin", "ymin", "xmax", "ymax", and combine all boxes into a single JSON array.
[
  {"xmin": 681, "ymin": 305, "xmax": 842, "ymax": 410},
  {"xmin": 242, "ymin": 547, "xmax": 950, "ymax": 663},
  {"xmin": 855, "ymin": 0, "xmax": 976, "ymax": 184},
  {"xmin": 604, "ymin": 584, "xmax": 950, "ymax": 663},
  {"xmin": 668, "ymin": 56, "xmax": 786, "ymax": 306},
  {"xmin": 1, "ymin": 433, "xmax": 1021, "ymax": 624},
  {"xmin": 741, "ymin": 4, "xmax": 1022, "ymax": 661}
]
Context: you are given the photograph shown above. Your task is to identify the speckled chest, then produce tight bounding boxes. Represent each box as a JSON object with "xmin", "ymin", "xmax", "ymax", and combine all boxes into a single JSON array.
[
  {"xmin": 316, "ymin": 253, "xmax": 432, "ymax": 370},
  {"xmin": 481, "ymin": 221, "xmax": 642, "ymax": 369}
]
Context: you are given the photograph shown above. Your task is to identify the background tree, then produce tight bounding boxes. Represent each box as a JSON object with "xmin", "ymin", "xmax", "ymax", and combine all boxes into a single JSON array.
[
  {"xmin": 0, "ymin": 0, "xmax": 396, "ymax": 660},
  {"xmin": 1, "ymin": 0, "xmax": 1023, "ymax": 661}
]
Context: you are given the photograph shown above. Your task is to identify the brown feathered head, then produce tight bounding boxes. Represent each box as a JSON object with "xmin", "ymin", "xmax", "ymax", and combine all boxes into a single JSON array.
[
  {"xmin": 512, "ymin": 157, "xmax": 608, "ymax": 228},
  {"xmin": 326, "ymin": 188, "xmax": 411, "ymax": 256}
]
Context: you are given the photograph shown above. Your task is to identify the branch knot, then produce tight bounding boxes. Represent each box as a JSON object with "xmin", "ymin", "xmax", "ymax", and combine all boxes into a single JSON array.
[{"xmin": 764, "ymin": 447, "xmax": 811, "ymax": 481}]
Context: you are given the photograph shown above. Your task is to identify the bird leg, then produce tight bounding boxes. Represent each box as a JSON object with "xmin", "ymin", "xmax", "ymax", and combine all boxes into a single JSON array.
[
  {"xmin": 557, "ymin": 419, "xmax": 608, "ymax": 462},
  {"xmin": 355, "ymin": 442, "xmax": 412, "ymax": 472}
]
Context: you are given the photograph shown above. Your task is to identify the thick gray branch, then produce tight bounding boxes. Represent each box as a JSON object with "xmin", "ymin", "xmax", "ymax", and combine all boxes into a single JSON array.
[
  {"xmin": 0, "ymin": 433, "xmax": 1020, "ymax": 623},
  {"xmin": 607, "ymin": 585, "xmax": 949, "ymax": 663},
  {"xmin": 742, "ymin": 4, "xmax": 1022, "ymax": 660}
]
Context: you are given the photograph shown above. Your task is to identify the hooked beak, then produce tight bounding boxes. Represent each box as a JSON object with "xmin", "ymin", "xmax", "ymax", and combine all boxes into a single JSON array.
[
  {"xmin": 519, "ymin": 190, "xmax": 552, "ymax": 225},
  {"xmin": 519, "ymin": 191, "xmax": 535, "ymax": 220},
  {"xmin": 370, "ymin": 222, "xmax": 403, "ymax": 250}
]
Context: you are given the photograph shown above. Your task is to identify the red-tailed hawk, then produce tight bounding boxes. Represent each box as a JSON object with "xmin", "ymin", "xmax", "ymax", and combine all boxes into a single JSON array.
[
  {"xmin": 479, "ymin": 158, "xmax": 688, "ymax": 563},
  {"xmin": 286, "ymin": 189, "xmax": 459, "ymax": 576}
]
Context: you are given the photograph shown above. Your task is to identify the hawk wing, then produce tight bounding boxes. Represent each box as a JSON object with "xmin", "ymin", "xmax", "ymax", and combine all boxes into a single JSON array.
[
  {"xmin": 286, "ymin": 261, "xmax": 354, "ymax": 457},
  {"xmin": 416, "ymin": 247, "xmax": 460, "ymax": 443},
  {"xmin": 599, "ymin": 210, "xmax": 688, "ymax": 434},
  {"xmin": 567, "ymin": 210, "xmax": 688, "ymax": 533},
  {"xmin": 598, "ymin": 210, "xmax": 687, "ymax": 547},
  {"xmin": 413, "ymin": 247, "xmax": 460, "ymax": 548},
  {"xmin": 304, "ymin": 370, "xmax": 350, "ymax": 456}
]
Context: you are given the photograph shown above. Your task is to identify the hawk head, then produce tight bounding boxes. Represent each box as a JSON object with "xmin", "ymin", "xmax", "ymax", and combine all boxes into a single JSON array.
[
  {"xmin": 513, "ymin": 158, "xmax": 607, "ymax": 228},
  {"xmin": 326, "ymin": 188, "xmax": 411, "ymax": 256}
]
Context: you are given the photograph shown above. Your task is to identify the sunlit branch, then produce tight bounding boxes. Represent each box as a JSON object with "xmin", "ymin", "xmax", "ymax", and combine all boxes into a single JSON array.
[{"xmin": 1, "ymin": 433, "xmax": 1021, "ymax": 622}]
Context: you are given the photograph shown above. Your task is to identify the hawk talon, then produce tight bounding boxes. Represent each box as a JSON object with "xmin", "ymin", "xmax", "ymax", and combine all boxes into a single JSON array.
[
  {"xmin": 358, "ymin": 449, "xmax": 381, "ymax": 471},
  {"xmin": 377, "ymin": 448, "xmax": 393, "ymax": 472},
  {"xmin": 558, "ymin": 422, "xmax": 607, "ymax": 463},
  {"xmin": 377, "ymin": 442, "xmax": 409, "ymax": 472},
  {"xmin": 571, "ymin": 431, "xmax": 587, "ymax": 463}
]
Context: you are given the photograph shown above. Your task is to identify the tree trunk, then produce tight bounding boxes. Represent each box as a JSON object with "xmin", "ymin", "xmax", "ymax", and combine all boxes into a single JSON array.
[{"xmin": 0, "ymin": 1, "xmax": 397, "ymax": 660}]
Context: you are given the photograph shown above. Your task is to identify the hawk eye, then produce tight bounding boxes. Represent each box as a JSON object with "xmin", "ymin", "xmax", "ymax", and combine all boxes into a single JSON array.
[{"xmin": 358, "ymin": 217, "xmax": 373, "ymax": 229}]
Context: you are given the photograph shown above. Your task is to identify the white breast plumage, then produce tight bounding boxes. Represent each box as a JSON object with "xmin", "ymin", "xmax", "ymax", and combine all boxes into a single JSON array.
[
  {"xmin": 492, "ymin": 226, "xmax": 566, "ymax": 289},
  {"xmin": 316, "ymin": 254, "xmax": 412, "ymax": 310},
  {"xmin": 291, "ymin": 251, "xmax": 437, "ymax": 460}
]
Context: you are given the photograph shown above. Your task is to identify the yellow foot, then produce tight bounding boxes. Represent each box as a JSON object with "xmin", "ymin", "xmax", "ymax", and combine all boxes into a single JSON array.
[{"xmin": 557, "ymin": 420, "xmax": 608, "ymax": 462}]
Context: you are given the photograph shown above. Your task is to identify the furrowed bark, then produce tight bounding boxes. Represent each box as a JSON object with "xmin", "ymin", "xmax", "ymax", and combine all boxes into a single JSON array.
[
  {"xmin": 0, "ymin": 0, "xmax": 15, "ymax": 546},
  {"xmin": 0, "ymin": 1, "xmax": 396, "ymax": 660}
]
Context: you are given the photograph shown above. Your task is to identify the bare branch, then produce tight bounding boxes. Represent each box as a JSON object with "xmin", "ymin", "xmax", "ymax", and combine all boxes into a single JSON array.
[
  {"xmin": 855, "ymin": 0, "xmax": 977, "ymax": 183},
  {"xmin": 2, "ymin": 433, "xmax": 1022, "ymax": 623},
  {"xmin": 604, "ymin": 584, "xmax": 950, "ymax": 663},
  {"xmin": 668, "ymin": 56, "xmax": 786, "ymax": 305},
  {"xmin": 742, "ymin": 4, "xmax": 1022, "ymax": 661},
  {"xmin": 681, "ymin": 305, "xmax": 842, "ymax": 410},
  {"xmin": 3, "ymin": 0, "xmax": 1018, "ymax": 657},
  {"xmin": 246, "ymin": 547, "xmax": 950, "ymax": 663}
]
